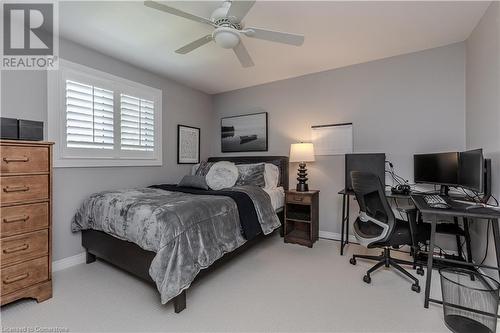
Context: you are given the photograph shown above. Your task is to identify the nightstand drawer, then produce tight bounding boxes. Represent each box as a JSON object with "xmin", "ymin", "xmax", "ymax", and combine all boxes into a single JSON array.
[
  {"xmin": 1, "ymin": 146, "xmax": 49, "ymax": 174},
  {"xmin": 287, "ymin": 194, "xmax": 312, "ymax": 205},
  {"xmin": 1, "ymin": 256, "xmax": 48, "ymax": 296},
  {"xmin": 0, "ymin": 175, "xmax": 49, "ymax": 204},
  {"xmin": 1, "ymin": 203, "xmax": 49, "ymax": 238},
  {"xmin": 1, "ymin": 230, "xmax": 49, "ymax": 267}
]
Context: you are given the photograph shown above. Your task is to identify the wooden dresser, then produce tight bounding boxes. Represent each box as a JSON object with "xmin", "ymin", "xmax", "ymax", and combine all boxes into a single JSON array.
[{"xmin": 0, "ymin": 140, "xmax": 53, "ymax": 305}]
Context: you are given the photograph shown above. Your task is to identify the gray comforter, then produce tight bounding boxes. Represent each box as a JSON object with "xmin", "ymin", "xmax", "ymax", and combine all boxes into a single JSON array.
[{"xmin": 71, "ymin": 186, "xmax": 280, "ymax": 304}]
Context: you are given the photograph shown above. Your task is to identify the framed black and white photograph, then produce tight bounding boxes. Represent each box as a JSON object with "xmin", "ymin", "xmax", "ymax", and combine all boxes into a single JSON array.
[
  {"xmin": 177, "ymin": 125, "xmax": 200, "ymax": 164},
  {"xmin": 221, "ymin": 112, "xmax": 268, "ymax": 153}
]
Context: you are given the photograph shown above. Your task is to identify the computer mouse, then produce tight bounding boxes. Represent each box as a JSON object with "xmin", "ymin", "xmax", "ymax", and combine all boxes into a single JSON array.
[{"xmin": 431, "ymin": 203, "xmax": 451, "ymax": 209}]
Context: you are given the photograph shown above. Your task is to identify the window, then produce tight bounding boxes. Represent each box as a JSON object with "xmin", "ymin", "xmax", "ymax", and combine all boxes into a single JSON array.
[
  {"xmin": 48, "ymin": 60, "xmax": 162, "ymax": 167},
  {"xmin": 120, "ymin": 94, "xmax": 154, "ymax": 151},
  {"xmin": 66, "ymin": 80, "xmax": 114, "ymax": 149}
]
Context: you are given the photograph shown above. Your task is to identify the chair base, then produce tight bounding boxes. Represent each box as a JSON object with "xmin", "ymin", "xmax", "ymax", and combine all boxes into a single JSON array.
[{"xmin": 350, "ymin": 247, "xmax": 422, "ymax": 293}]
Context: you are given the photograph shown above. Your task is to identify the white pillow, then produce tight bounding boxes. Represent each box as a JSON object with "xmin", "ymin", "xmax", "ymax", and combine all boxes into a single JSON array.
[
  {"xmin": 264, "ymin": 163, "xmax": 280, "ymax": 188},
  {"xmin": 205, "ymin": 161, "xmax": 238, "ymax": 190}
]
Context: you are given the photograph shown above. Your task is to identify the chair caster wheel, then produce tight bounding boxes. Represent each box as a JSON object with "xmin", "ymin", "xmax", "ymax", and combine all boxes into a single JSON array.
[
  {"xmin": 416, "ymin": 267, "xmax": 425, "ymax": 276},
  {"xmin": 349, "ymin": 258, "xmax": 356, "ymax": 265},
  {"xmin": 363, "ymin": 275, "xmax": 371, "ymax": 284},
  {"xmin": 411, "ymin": 284, "xmax": 421, "ymax": 293}
]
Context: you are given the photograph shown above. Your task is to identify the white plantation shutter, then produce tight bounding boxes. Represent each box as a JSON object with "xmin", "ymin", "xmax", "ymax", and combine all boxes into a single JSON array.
[
  {"xmin": 120, "ymin": 94, "xmax": 155, "ymax": 151},
  {"xmin": 65, "ymin": 80, "xmax": 114, "ymax": 149},
  {"xmin": 49, "ymin": 60, "xmax": 162, "ymax": 167}
]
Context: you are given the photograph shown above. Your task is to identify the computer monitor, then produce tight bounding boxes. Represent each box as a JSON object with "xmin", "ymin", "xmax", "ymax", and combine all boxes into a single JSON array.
[
  {"xmin": 345, "ymin": 153, "xmax": 386, "ymax": 191},
  {"xmin": 414, "ymin": 152, "xmax": 459, "ymax": 192},
  {"xmin": 459, "ymin": 149, "xmax": 484, "ymax": 193}
]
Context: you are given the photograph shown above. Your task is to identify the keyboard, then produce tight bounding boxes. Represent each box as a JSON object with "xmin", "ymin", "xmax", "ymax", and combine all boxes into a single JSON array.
[{"xmin": 424, "ymin": 195, "xmax": 451, "ymax": 209}]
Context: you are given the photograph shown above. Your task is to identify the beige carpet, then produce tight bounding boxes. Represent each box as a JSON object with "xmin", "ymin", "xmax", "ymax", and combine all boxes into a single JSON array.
[{"xmin": 1, "ymin": 234, "xmax": 451, "ymax": 332}]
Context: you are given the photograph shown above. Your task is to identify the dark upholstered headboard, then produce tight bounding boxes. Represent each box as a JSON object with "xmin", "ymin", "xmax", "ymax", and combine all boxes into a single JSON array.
[{"xmin": 207, "ymin": 156, "xmax": 289, "ymax": 190}]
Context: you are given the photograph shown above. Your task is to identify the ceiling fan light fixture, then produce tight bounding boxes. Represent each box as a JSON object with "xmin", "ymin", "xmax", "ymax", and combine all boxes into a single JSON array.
[
  {"xmin": 144, "ymin": 0, "xmax": 304, "ymax": 68},
  {"xmin": 212, "ymin": 27, "xmax": 240, "ymax": 49}
]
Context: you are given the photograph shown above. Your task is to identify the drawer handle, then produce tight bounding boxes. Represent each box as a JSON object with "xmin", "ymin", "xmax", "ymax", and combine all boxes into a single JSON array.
[
  {"xmin": 3, "ymin": 156, "xmax": 29, "ymax": 163},
  {"xmin": 3, "ymin": 244, "xmax": 29, "ymax": 254},
  {"xmin": 3, "ymin": 273, "xmax": 29, "ymax": 284},
  {"xmin": 3, "ymin": 186, "xmax": 30, "ymax": 193},
  {"xmin": 294, "ymin": 196, "xmax": 303, "ymax": 201},
  {"xmin": 3, "ymin": 215, "xmax": 30, "ymax": 223}
]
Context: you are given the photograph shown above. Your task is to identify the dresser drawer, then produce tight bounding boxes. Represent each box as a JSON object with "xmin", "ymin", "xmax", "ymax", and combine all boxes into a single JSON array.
[
  {"xmin": 0, "ymin": 175, "xmax": 49, "ymax": 204},
  {"xmin": 1, "ymin": 230, "xmax": 48, "ymax": 267},
  {"xmin": 1, "ymin": 146, "xmax": 49, "ymax": 174},
  {"xmin": 1, "ymin": 203, "xmax": 49, "ymax": 238},
  {"xmin": 287, "ymin": 194, "xmax": 312, "ymax": 205},
  {"xmin": 1, "ymin": 256, "xmax": 48, "ymax": 296}
]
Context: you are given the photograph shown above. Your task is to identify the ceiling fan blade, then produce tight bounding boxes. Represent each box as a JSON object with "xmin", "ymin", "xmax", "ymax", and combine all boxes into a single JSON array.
[
  {"xmin": 243, "ymin": 27, "xmax": 304, "ymax": 46},
  {"xmin": 175, "ymin": 35, "xmax": 213, "ymax": 54},
  {"xmin": 144, "ymin": 1, "xmax": 216, "ymax": 27},
  {"xmin": 233, "ymin": 41, "xmax": 254, "ymax": 68},
  {"xmin": 227, "ymin": 0, "xmax": 256, "ymax": 22}
]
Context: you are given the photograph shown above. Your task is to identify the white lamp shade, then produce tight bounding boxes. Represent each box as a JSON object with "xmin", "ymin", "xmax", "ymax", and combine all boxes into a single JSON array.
[{"xmin": 290, "ymin": 143, "xmax": 315, "ymax": 162}]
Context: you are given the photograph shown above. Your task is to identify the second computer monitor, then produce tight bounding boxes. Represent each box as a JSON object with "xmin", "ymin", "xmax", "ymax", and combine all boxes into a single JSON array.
[
  {"xmin": 459, "ymin": 149, "xmax": 484, "ymax": 192},
  {"xmin": 414, "ymin": 152, "xmax": 459, "ymax": 186}
]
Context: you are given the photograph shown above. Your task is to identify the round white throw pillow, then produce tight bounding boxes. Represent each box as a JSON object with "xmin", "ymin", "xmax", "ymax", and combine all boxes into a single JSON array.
[{"xmin": 205, "ymin": 161, "xmax": 238, "ymax": 190}]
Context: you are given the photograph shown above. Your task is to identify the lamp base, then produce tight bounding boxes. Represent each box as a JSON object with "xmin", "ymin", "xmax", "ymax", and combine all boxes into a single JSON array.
[
  {"xmin": 296, "ymin": 162, "xmax": 309, "ymax": 192},
  {"xmin": 296, "ymin": 183, "xmax": 309, "ymax": 192}
]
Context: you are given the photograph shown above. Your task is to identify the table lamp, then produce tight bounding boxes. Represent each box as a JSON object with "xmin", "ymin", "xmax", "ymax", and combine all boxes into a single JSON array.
[{"xmin": 290, "ymin": 142, "xmax": 315, "ymax": 192}]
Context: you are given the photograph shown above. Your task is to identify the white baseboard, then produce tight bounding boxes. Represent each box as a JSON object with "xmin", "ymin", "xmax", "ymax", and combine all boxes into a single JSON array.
[
  {"xmin": 52, "ymin": 252, "xmax": 86, "ymax": 272},
  {"xmin": 319, "ymin": 231, "xmax": 358, "ymax": 244},
  {"xmin": 51, "ymin": 233, "xmax": 353, "ymax": 272}
]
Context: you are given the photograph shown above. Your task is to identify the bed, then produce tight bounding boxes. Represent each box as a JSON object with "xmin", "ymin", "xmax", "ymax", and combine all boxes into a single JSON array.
[{"xmin": 74, "ymin": 156, "xmax": 288, "ymax": 313}]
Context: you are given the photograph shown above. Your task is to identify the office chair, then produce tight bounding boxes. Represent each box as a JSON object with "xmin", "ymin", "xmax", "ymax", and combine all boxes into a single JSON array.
[{"xmin": 348, "ymin": 171, "xmax": 428, "ymax": 293}]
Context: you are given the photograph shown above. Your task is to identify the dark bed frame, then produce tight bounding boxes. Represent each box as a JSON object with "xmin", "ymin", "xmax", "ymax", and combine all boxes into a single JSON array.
[{"xmin": 82, "ymin": 156, "xmax": 289, "ymax": 313}]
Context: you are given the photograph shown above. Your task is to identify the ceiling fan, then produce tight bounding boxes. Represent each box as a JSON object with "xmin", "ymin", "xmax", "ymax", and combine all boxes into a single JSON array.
[{"xmin": 144, "ymin": 0, "xmax": 305, "ymax": 67}]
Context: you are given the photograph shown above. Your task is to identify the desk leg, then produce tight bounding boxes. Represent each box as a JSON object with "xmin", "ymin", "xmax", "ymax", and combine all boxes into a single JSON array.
[
  {"xmin": 454, "ymin": 217, "xmax": 464, "ymax": 260},
  {"xmin": 492, "ymin": 219, "xmax": 500, "ymax": 275},
  {"xmin": 463, "ymin": 218, "xmax": 473, "ymax": 264},
  {"xmin": 340, "ymin": 194, "xmax": 346, "ymax": 255},
  {"xmin": 346, "ymin": 196, "xmax": 350, "ymax": 245},
  {"xmin": 424, "ymin": 215, "xmax": 437, "ymax": 308}
]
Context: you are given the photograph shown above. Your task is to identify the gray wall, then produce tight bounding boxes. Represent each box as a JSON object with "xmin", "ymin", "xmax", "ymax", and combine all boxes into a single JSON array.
[
  {"xmin": 0, "ymin": 38, "xmax": 478, "ymax": 262},
  {"xmin": 213, "ymin": 43, "xmax": 466, "ymax": 245},
  {"xmin": 466, "ymin": 2, "xmax": 500, "ymax": 279},
  {"xmin": 1, "ymin": 38, "xmax": 213, "ymax": 261}
]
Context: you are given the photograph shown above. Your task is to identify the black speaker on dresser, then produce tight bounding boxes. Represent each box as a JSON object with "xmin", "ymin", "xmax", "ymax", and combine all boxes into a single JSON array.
[
  {"xmin": 0, "ymin": 118, "xmax": 19, "ymax": 140},
  {"xmin": 0, "ymin": 118, "xmax": 43, "ymax": 141},
  {"xmin": 18, "ymin": 120, "xmax": 43, "ymax": 141}
]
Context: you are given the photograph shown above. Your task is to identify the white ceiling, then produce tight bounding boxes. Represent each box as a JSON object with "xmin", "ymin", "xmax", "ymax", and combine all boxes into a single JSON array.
[{"xmin": 59, "ymin": 1, "xmax": 490, "ymax": 94}]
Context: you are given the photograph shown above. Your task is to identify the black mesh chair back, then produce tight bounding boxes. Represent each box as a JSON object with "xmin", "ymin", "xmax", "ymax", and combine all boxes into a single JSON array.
[{"xmin": 351, "ymin": 171, "xmax": 396, "ymax": 245}]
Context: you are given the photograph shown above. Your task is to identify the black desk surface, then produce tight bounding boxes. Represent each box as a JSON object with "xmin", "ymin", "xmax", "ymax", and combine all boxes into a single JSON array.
[
  {"xmin": 338, "ymin": 188, "xmax": 411, "ymax": 199},
  {"xmin": 411, "ymin": 195, "xmax": 500, "ymax": 219}
]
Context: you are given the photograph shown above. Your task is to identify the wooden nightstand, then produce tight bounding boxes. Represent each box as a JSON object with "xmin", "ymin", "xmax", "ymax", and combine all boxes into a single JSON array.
[{"xmin": 284, "ymin": 190, "xmax": 319, "ymax": 248}]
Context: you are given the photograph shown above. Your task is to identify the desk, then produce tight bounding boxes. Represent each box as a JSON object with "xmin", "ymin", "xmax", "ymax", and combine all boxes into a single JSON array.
[
  {"xmin": 338, "ymin": 189, "xmax": 412, "ymax": 255},
  {"xmin": 411, "ymin": 195, "xmax": 500, "ymax": 309}
]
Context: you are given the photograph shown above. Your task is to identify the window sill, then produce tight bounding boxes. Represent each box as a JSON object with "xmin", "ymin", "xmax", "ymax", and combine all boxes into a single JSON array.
[{"xmin": 54, "ymin": 158, "xmax": 163, "ymax": 168}]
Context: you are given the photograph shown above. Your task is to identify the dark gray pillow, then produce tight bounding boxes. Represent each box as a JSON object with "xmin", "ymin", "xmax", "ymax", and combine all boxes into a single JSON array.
[
  {"xmin": 195, "ymin": 161, "xmax": 214, "ymax": 177},
  {"xmin": 178, "ymin": 175, "xmax": 209, "ymax": 190},
  {"xmin": 236, "ymin": 163, "xmax": 266, "ymax": 187}
]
